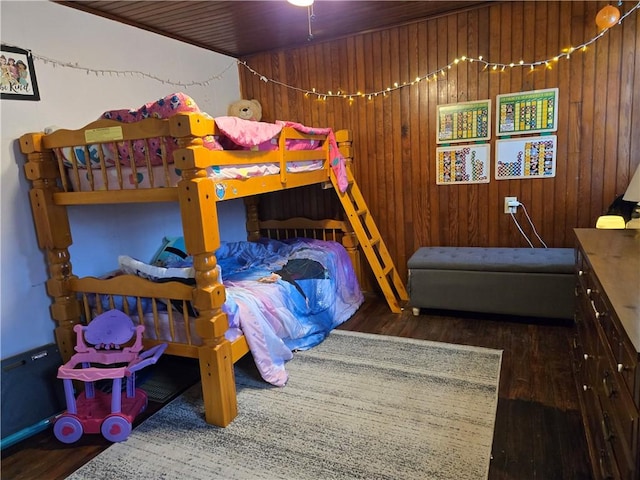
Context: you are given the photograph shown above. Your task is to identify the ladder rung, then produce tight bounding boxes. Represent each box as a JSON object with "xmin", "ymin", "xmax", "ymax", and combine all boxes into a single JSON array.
[
  {"xmin": 365, "ymin": 236, "xmax": 380, "ymax": 247},
  {"xmin": 383, "ymin": 264, "xmax": 393, "ymax": 276},
  {"xmin": 356, "ymin": 208, "xmax": 367, "ymax": 216}
]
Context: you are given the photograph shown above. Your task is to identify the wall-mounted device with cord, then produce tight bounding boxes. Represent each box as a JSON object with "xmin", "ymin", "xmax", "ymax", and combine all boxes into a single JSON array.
[
  {"xmin": 504, "ymin": 196, "xmax": 519, "ymax": 214},
  {"xmin": 505, "ymin": 199, "xmax": 548, "ymax": 248}
]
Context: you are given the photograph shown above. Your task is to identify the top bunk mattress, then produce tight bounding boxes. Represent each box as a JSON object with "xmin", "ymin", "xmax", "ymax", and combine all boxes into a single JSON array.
[{"xmin": 42, "ymin": 93, "xmax": 348, "ymax": 195}]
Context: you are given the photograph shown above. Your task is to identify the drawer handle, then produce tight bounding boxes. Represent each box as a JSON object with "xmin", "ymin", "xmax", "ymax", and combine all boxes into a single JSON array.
[
  {"xmin": 583, "ymin": 353, "xmax": 592, "ymax": 361},
  {"xmin": 602, "ymin": 412, "xmax": 613, "ymax": 441},
  {"xmin": 617, "ymin": 363, "xmax": 625, "ymax": 373},
  {"xmin": 598, "ymin": 449, "xmax": 614, "ymax": 479},
  {"xmin": 590, "ymin": 300, "xmax": 601, "ymax": 319},
  {"xmin": 602, "ymin": 372, "xmax": 615, "ymax": 398},
  {"xmin": 583, "ymin": 384, "xmax": 591, "ymax": 391},
  {"xmin": 578, "ymin": 270, "xmax": 584, "ymax": 276},
  {"xmin": 586, "ymin": 288, "xmax": 592, "ymax": 295}
]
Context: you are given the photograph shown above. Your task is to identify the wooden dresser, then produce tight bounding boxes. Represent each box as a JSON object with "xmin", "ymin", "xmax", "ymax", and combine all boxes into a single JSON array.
[{"xmin": 572, "ymin": 228, "xmax": 640, "ymax": 480}]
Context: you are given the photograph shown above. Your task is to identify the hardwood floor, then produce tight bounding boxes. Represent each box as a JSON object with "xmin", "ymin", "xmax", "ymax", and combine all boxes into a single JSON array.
[
  {"xmin": 1, "ymin": 294, "xmax": 592, "ymax": 480},
  {"xmin": 339, "ymin": 295, "xmax": 592, "ymax": 480}
]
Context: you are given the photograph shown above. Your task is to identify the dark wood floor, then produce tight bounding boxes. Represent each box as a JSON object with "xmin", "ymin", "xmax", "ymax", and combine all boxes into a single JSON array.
[{"xmin": 1, "ymin": 294, "xmax": 592, "ymax": 480}]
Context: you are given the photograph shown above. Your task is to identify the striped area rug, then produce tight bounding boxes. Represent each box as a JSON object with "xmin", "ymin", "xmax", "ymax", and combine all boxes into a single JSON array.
[{"xmin": 67, "ymin": 330, "xmax": 502, "ymax": 480}]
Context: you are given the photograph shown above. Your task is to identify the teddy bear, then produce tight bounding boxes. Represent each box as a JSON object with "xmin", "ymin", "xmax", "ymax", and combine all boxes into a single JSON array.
[{"xmin": 227, "ymin": 99, "xmax": 262, "ymax": 122}]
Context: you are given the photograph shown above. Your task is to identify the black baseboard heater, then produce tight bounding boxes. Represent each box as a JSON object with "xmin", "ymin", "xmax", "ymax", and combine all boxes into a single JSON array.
[{"xmin": 1, "ymin": 344, "xmax": 65, "ymax": 449}]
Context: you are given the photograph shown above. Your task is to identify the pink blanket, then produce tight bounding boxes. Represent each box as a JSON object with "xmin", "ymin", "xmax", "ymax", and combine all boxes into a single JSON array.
[
  {"xmin": 94, "ymin": 93, "xmax": 348, "ymax": 192},
  {"xmin": 277, "ymin": 120, "xmax": 348, "ymax": 192}
]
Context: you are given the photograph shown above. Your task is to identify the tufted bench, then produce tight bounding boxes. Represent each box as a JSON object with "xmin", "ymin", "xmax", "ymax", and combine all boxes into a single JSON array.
[{"xmin": 407, "ymin": 247, "xmax": 575, "ymax": 319}]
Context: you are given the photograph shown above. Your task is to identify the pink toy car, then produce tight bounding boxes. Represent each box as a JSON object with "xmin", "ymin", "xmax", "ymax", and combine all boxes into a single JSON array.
[{"xmin": 54, "ymin": 310, "xmax": 167, "ymax": 443}]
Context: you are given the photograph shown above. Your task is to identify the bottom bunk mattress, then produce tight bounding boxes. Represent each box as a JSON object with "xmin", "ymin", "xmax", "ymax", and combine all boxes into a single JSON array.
[{"xmin": 95, "ymin": 237, "xmax": 364, "ymax": 387}]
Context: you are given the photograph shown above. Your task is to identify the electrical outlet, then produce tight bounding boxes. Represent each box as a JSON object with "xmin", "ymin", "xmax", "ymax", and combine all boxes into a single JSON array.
[{"xmin": 504, "ymin": 196, "xmax": 518, "ymax": 214}]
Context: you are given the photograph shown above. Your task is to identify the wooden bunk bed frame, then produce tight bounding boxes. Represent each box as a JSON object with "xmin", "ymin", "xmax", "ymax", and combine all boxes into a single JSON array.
[{"xmin": 20, "ymin": 112, "xmax": 407, "ymax": 427}]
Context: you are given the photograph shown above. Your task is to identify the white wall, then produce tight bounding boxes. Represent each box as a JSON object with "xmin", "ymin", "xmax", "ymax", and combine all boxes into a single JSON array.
[{"xmin": 1, "ymin": 1, "xmax": 246, "ymax": 359}]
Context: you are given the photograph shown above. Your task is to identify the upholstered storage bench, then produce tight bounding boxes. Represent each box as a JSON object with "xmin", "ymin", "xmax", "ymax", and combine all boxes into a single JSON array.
[{"xmin": 407, "ymin": 247, "xmax": 575, "ymax": 319}]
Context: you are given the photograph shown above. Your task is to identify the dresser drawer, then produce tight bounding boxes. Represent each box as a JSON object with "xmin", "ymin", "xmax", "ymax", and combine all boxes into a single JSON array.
[
  {"xmin": 596, "ymin": 352, "xmax": 639, "ymax": 480},
  {"xmin": 576, "ymin": 261, "xmax": 594, "ymax": 296},
  {"xmin": 576, "ymin": 299, "xmax": 598, "ymax": 359},
  {"xmin": 604, "ymin": 320, "xmax": 639, "ymax": 402},
  {"xmin": 590, "ymin": 399, "xmax": 623, "ymax": 480},
  {"xmin": 599, "ymin": 398, "xmax": 638, "ymax": 480}
]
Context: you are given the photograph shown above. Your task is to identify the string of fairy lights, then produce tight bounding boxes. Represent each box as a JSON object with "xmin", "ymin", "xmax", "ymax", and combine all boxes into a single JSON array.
[
  {"xmin": 240, "ymin": 0, "xmax": 640, "ymax": 101},
  {"xmin": 7, "ymin": 0, "xmax": 639, "ymax": 100},
  {"xmin": 26, "ymin": 52, "xmax": 239, "ymax": 89}
]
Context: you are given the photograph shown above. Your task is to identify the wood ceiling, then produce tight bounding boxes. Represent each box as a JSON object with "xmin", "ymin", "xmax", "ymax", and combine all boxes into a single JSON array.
[{"xmin": 56, "ymin": 1, "xmax": 491, "ymax": 58}]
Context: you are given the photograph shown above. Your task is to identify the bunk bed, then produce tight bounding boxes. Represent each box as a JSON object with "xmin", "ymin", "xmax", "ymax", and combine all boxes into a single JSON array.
[
  {"xmin": 20, "ymin": 93, "xmax": 407, "ymax": 427},
  {"xmin": 20, "ymin": 94, "xmax": 408, "ymax": 426}
]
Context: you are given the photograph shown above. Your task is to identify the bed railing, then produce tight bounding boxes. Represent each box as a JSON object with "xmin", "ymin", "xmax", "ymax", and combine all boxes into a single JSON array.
[
  {"xmin": 72, "ymin": 274, "xmax": 200, "ymax": 356},
  {"xmin": 259, "ymin": 217, "xmax": 351, "ymax": 242},
  {"xmin": 249, "ymin": 213, "xmax": 361, "ymax": 286},
  {"xmin": 20, "ymin": 113, "xmax": 344, "ymax": 204}
]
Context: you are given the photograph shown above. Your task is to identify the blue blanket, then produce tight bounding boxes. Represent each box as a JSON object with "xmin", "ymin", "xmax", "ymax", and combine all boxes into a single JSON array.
[
  {"xmin": 215, "ymin": 238, "xmax": 364, "ymax": 385},
  {"xmin": 112, "ymin": 237, "xmax": 364, "ymax": 386}
]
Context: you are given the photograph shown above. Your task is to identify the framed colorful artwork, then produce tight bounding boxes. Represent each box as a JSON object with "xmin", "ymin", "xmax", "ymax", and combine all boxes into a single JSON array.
[
  {"xmin": 496, "ymin": 88, "xmax": 558, "ymax": 136},
  {"xmin": 495, "ymin": 135, "xmax": 557, "ymax": 180},
  {"xmin": 436, "ymin": 99, "xmax": 491, "ymax": 144},
  {"xmin": 436, "ymin": 144, "xmax": 490, "ymax": 185},
  {"xmin": 1, "ymin": 45, "xmax": 40, "ymax": 101}
]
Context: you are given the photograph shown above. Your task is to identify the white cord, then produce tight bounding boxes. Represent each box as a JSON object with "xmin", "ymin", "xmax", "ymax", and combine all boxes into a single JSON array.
[
  {"xmin": 519, "ymin": 202, "xmax": 548, "ymax": 248},
  {"xmin": 509, "ymin": 212, "xmax": 535, "ymax": 248}
]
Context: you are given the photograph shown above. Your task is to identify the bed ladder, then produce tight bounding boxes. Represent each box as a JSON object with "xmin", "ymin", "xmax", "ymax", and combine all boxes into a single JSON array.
[{"xmin": 330, "ymin": 166, "xmax": 408, "ymax": 313}]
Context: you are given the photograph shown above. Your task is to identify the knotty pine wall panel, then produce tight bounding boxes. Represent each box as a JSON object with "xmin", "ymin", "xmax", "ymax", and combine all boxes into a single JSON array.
[{"xmin": 239, "ymin": 1, "xmax": 639, "ymax": 283}]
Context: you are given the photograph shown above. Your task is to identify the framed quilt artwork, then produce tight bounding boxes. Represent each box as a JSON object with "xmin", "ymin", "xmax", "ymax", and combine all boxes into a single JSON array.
[
  {"xmin": 436, "ymin": 144, "xmax": 490, "ymax": 185},
  {"xmin": 495, "ymin": 136, "xmax": 557, "ymax": 180}
]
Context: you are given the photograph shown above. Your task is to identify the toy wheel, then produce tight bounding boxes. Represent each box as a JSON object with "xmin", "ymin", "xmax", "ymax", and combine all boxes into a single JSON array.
[
  {"xmin": 140, "ymin": 397, "xmax": 148, "ymax": 413},
  {"xmin": 101, "ymin": 415, "xmax": 132, "ymax": 442},
  {"xmin": 53, "ymin": 415, "xmax": 83, "ymax": 444}
]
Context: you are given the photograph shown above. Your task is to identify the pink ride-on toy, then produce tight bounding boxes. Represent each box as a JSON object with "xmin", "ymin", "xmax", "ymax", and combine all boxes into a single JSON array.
[{"xmin": 54, "ymin": 309, "xmax": 167, "ymax": 443}]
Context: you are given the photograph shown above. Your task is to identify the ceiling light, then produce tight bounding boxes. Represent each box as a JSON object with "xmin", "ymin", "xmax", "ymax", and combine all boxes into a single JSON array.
[{"xmin": 288, "ymin": 0, "xmax": 314, "ymax": 6}]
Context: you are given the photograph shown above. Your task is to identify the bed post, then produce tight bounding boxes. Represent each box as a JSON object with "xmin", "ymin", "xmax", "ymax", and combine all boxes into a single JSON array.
[
  {"xmin": 244, "ymin": 196, "xmax": 261, "ymax": 241},
  {"xmin": 19, "ymin": 133, "xmax": 82, "ymax": 362},
  {"xmin": 169, "ymin": 113, "xmax": 238, "ymax": 427},
  {"xmin": 335, "ymin": 129, "xmax": 354, "ymax": 173}
]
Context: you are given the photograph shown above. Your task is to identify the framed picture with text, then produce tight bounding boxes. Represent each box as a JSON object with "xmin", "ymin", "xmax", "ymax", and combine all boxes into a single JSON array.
[
  {"xmin": 1, "ymin": 45, "xmax": 40, "ymax": 101},
  {"xmin": 436, "ymin": 99, "xmax": 491, "ymax": 144},
  {"xmin": 496, "ymin": 88, "xmax": 558, "ymax": 136}
]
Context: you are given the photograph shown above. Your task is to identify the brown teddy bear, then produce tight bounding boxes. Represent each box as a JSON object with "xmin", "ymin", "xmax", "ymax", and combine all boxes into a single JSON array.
[{"xmin": 227, "ymin": 99, "xmax": 262, "ymax": 121}]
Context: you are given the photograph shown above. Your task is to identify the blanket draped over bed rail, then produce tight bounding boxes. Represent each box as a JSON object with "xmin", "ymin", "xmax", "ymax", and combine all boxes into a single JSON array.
[{"xmin": 19, "ymin": 92, "xmax": 406, "ymax": 427}]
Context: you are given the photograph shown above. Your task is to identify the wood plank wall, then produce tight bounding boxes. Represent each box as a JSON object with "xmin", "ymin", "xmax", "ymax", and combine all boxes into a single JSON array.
[{"xmin": 239, "ymin": 1, "xmax": 639, "ymax": 283}]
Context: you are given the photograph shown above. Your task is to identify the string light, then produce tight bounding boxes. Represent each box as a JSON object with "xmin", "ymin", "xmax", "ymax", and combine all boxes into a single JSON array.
[
  {"xmin": 3, "ymin": 1, "xmax": 637, "ymax": 97},
  {"xmin": 1, "ymin": 43, "xmax": 237, "ymax": 88},
  {"xmin": 239, "ymin": 0, "xmax": 639, "ymax": 101},
  {"xmin": 33, "ymin": 56, "xmax": 238, "ymax": 88}
]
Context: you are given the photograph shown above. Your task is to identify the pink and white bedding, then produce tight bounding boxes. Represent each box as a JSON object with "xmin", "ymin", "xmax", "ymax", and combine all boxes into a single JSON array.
[
  {"xmin": 57, "ymin": 93, "xmax": 348, "ymax": 192},
  {"xmin": 67, "ymin": 158, "xmax": 325, "ymax": 191},
  {"xmin": 88, "ymin": 237, "xmax": 363, "ymax": 387},
  {"xmin": 67, "ymin": 163, "xmax": 182, "ymax": 191}
]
